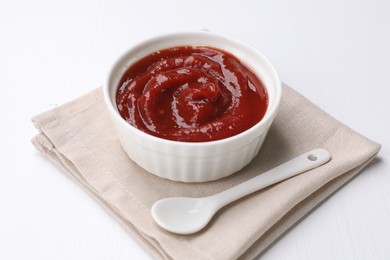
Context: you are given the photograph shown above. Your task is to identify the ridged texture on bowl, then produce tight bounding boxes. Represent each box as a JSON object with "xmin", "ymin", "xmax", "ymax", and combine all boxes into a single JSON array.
[{"xmin": 111, "ymin": 115, "xmax": 273, "ymax": 182}]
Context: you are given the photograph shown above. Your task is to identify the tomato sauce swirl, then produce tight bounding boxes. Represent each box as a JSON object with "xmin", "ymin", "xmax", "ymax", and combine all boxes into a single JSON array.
[{"xmin": 116, "ymin": 46, "xmax": 268, "ymax": 142}]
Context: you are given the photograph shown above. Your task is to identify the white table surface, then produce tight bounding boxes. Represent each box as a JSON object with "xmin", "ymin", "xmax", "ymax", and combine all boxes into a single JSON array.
[{"xmin": 1, "ymin": 0, "xmax": 389, "ymax": 259}]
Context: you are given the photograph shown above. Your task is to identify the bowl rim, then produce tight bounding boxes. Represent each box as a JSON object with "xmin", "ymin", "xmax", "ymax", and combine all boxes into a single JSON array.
[{"xmin": 103, "ymin": 31, "xmax": 282, "ymax": 147}]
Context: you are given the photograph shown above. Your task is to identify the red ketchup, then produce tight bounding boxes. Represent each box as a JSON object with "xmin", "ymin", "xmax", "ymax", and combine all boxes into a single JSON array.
[{"xmin": 116, "ymin": 46, "xmax": 268, "ymax": 142}]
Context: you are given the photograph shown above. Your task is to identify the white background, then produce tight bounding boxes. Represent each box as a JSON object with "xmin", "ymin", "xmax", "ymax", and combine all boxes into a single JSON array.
[{"xmin": 1, "ymin": 0, "xmax": 389, "ymax": 259}]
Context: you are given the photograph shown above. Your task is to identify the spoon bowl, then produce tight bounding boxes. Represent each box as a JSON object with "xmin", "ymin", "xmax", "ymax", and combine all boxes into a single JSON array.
[{"xmin": 152, "ymin": 198, "xmax": 217, "ymax": 234}]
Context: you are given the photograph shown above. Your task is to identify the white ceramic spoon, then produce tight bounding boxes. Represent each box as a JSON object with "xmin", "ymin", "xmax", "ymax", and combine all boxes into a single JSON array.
[{"xmin": 151, "ymin": 148, "xmax": 331, "ymax": 235}]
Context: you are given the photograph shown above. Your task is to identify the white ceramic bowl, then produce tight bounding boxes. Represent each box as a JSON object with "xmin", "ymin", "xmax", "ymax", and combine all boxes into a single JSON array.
[{"xmin": 104, "ymin": 32, "xmax": 281, "ymax": 182}]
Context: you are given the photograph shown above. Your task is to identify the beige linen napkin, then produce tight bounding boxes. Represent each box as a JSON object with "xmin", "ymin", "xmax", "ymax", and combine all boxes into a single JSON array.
[{"xmin": 32, "ymin": 84, "xmax": 380, "ymax": 260}]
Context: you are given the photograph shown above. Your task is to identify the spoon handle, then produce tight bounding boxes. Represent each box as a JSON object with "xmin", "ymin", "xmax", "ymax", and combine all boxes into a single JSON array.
[{"xmin": 210, "ymin": 148, "xmax": 331, "ymax": 208}]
